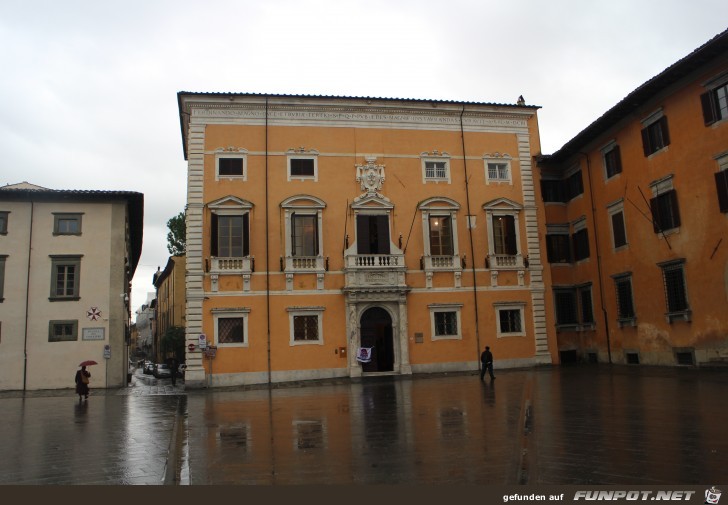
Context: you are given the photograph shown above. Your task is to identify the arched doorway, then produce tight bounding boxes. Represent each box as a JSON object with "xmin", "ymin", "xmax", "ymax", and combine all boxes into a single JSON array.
[{"xmin": 360, "ymin": 307, "xmax": 394, "ymax": 372}]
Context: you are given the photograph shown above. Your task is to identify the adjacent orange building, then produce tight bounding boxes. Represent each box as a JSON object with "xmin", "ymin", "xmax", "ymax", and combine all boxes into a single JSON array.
[
  {"xmin": 177, "ymin": 93, "xmax": 558, "ymax": 387},
  {"xmin": 537, "ymin": 29, "xmax": 728, "ymax": 366}
]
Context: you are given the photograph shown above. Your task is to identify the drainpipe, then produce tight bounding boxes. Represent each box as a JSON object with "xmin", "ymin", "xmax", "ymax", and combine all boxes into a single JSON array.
[
  {"xmin": 265, "ymin": 97, "xmax": 272, "ymax": 385},
  {"xmin": 460, "ymin": 107, "xmax": 482, "ymax": 365},
  {"xmin": 579, "ymin": 152, "xmax": 612, "ymax": 364},
  {"xmin": 23, "ymin": 200, "xmax": 34, "ymax": 391}
]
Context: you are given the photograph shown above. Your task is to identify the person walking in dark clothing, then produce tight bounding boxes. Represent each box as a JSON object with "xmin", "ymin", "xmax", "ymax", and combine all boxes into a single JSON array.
[
  {"xmin": 75, "ymin": 366, "xmax": 91, "ymax": 401},
  {"xmin": 480, "ymin": 346, "xmax": 495, "ymax": 381},
  {"xmin": 167, "ymin": 356, "xmax": 179, "ymax": 387}
]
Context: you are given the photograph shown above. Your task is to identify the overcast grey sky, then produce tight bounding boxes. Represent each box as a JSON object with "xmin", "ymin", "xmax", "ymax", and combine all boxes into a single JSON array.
[{"xmin": 1, "ymin": 0, "xmax": 726, "ymax": 318}]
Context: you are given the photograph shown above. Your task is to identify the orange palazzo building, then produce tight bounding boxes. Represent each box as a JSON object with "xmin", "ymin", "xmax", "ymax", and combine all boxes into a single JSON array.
[
  {"xmin": 537, "ymin": 29, "xmax": 728, "ymax": 366},
  {"xmin": 177, "ymin": 93, "xmax": 558, "ymax": 388}
]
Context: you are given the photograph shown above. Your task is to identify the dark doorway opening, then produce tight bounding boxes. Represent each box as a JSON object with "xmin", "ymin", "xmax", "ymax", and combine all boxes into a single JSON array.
[
  {"xmin": 360, "ymin": 307, "xmax": 394, "ymax": 372},
  {"xmin": 356, "ymin": 215, "xmax": 390, "ymax": 254},
  {"xmin": 559, "ymin": 349, "xmax": 578, "ymax": 364}
]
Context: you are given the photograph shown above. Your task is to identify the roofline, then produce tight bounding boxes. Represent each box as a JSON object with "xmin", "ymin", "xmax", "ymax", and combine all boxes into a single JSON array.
[
  {"xmin": 546, "ymin": 28, "xmax": 728, "ymax": 164},
  {"xmin": 0, "ymin": 188, "xmax": 144, "ymax": 277},
  {"xmin": 177, "ymin": 92, "xmax": 540, "ymax": 160}
]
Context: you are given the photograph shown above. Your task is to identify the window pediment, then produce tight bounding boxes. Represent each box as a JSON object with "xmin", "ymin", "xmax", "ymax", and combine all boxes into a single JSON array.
[
  {"xmin": 483, "ymin": 197, "xmax": 523, "ymax": 212},
  {"xmin": 352, "ymin": 193, "xmax": 394, "ymax": 210},
  {"xmin": 281, "ymin": 194, "xmax": 326, "ymax": 209},
  {"xmin": 208, "ymin": 195, "xmax": 254, "ymax": 211},
  {"xmin": 418, "ymin": 197, "xmax": 461, "ymax": 211}
]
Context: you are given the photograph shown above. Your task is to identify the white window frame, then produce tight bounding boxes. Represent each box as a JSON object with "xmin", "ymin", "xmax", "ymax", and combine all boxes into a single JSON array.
[
  {"xmin": 215, "ymin": 148, "xmax": 248, "ymax": 181},
  {"xmin": 429, "ymin": 303, "xmax": 463, "ymax": 341},
  {"xmin": 421, "ymin": 151, "xmax": 451, "ymax": 183},
  {"xmin": 483, "ymin": 198, "xmax": 523, "ymax": 269},
  {"xmin": 281, "ymin": 195, "xmax": 326, "ymax": 275},
  {"xmin": 494, "ymin": 302, "xmax": 526, "ymax": 337},
  {"xmin": 607, "ymin": 199, "xmax": 628, "ymax": 250},
  {"xmin": 287, "ymin": 149, "xmax": 319, "ymax": 181},
  {"xmin": 212, "ymin": 307, "xmax": 250, "ymax": 348},
  {"xmin": 600, "ymin": 140, "xmax": 621, "ymax": 181},
  {"xmin": 287, "ymin": 306, "xmax": 324, "ymax": 346},
  {"xmin": 208, "ymin": 196, "xmax": 254, "ymax": 275},
  {"xmin": 483, "ymin": 153, "xmax": 513, "ymax": 185},
  {"xmin": 418, "ymin": 197, "xmax": 461, "ymax": 272}
]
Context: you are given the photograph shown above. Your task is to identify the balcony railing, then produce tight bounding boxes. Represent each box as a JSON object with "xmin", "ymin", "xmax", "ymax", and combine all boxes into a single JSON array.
[
  {"xmin": 210, "ymin": 256, "xmax": 254, "ymax": 274},
  {"xmin": 487, "ymin": 254, "xmax": 524, "ymax": 269},
  {"xmin": 345, "ymin": 253, "xmax": 405, "ymax": 269},
  {"xmin": 423, "ymin": 255, "xmax": 460, "ymax": 271},
  {"xmin": 285, "ymin": 256, "xmax": 325, "ymax": 272}
]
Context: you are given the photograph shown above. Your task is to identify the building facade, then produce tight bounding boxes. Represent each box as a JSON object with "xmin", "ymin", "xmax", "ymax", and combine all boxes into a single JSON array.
[
  {"xmin": 537, "ymin": 30, "xmax": 728, "ymax": 366},
  {"xmin": 177, "ymin": 93, "xmax": 558, "ymax": 388},
  {"xmin": 0, "ymin": 182, "xmax": 143, "ymax": 390},
  {"xmin": 153, "ymin": 255, "xmax": 186, "ymax": 358}
]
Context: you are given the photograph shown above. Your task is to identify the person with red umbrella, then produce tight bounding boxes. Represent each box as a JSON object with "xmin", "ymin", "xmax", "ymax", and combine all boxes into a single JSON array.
[{"xmin": 75, "ymin": 360, "xmax": 96, "ymax": 401}]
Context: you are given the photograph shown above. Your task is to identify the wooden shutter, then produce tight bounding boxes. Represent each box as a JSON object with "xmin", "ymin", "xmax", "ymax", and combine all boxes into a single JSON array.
[
  {"xmin": 612, "ymin": 145, "xmax": 622, "ymax": 174},
  {"xmin": 356, "ymin": 215, "xmax": 370, "ymax": 254},
  {"xmin": 641, "ymin": 127, "xmax": 651, "ymax": 156},
  {"xmin": 376, "ymin": 215, "xmax": 390, "ymax": 254},
  {"xmin": 659, "ymin": 116, "xmax": 670, "ymax": 147},
  {"xmin": 715, "ymin": 171, "xmax": 728, "ymax": 213},
  {"xmin": 701, "ymin": 91, "xmax": 718, "ymax": 126},
  {"xmin": 242, "ymin": 213, "xmax": 250, "ymax": 256},
  {"xmin": 211, "ymin": 213, "xmax": 218, "ymax": 256},
  {"xmin": 505, "ymin": 215, "xmax": 517, "ymax": 255},
  {"xmin": 668, "ymin": 190, "xmax": 680, "ymax": 228}
]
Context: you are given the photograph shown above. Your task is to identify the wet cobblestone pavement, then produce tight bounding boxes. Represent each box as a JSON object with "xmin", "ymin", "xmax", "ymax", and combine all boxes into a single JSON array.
[{"xmin": 1, "ymin": 365, "xmax": 727, "ymax": 485}]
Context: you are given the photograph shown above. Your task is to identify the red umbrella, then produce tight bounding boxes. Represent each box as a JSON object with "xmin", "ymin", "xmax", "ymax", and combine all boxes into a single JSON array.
[{"xmin": 79, "ymin": 360, "xmax": 98, "ymax": 367}]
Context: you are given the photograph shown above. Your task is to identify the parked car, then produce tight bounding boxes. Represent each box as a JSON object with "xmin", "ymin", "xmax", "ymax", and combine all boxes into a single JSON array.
[
  {"xmin": 143, "ymin": 361, "xmax": 155, "ymax": 375},
  {"xmin": 153, "ymin": 363, "xmax": 172, "ymax": 379}
]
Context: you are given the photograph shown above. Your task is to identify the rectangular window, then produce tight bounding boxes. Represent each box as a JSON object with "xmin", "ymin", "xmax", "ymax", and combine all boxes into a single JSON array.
[
  {"xmin": 292, "ymin": 214, "xmax": 318, "ymax": 256},
  {"xmin": 611, "ymin": 210, "xmax": 627, "ymax": 248},
  {"xmin": 492, "ymin": 215, "xmax": 517, "ymax": 255},
  {"xmin": 49, "ymin": 320, "xmax": 78, "ymax": 342},
  {"xmin": 572, "ymin": 228, "xmax": 590, "ymax": 262},
  {"xmin": 604, "ymin": 145, "xmax": 622, "ymax": 179},
  {"xmin": 293, "ymin": 315, "xmax": 319, "ymax": 342},
  {"xmin": 554, "ymin": 289, "xmax": 578, "ymax": 325},
  {"xmin": 356, "ymin": 215, "xmax": 390, "ymax": 255},
  {"xmin": 212, "ymin": 214, "xmax": 249, "ymax": 257},
  {"xmin": 218, "ymin": 317, "xmax": 245, "ymax": 344},
  {"xmin": 541, "ymin": 179, "xmax": 565, "ymax": 203},
  {"xmin": 499, "ymin": 309, "xmax": 522, "ymax": 334},
  {"xmin": 425, "ymin": 161, "xmax": 448, "ymax": 180},
  {"xmin": 434, "ymin": 311, "xmax": 458, "ymax": 337},
  {"xmin": 641, "ymin": 116, "xmax": 670, "ymax": 156},
  {"xmin": 701, "ymin": 82, "xmax": 728, "ymax": 125},
  {"xmin": 715, "ymin": 169, "xmax": 728, "ymax": 213},
  {"xmin": 50, "ymin": 256, "xmax": 81, "ymax": 300},
  {"xmin": 290, "ymin": 158, "xmax": 315, "ymax": 177},
  {"xmin": 487, "ymin": 162, "xmax": 509, "ymax": 181},
  {"xmin": 53, "ymin": 213, "xmax": 82, "ymax": 235},
  {"xmin": 546, "ymin": 234, "xmax": 571, "ymax": 263},
  {"xmin": 660, "ymin": 260, "xmax": 689, "ymax": 316},
  {"xmin": 554, "ymin": 285, "xmax": 594, "ymax": 329},
  {"xmin": 0, "ymin": 256, "xmax": 5, "ymax": 301},
  {"xmin": 218, "ymin": 158, "xmax": 244, "ymax": 176},
  {"xmin": 650, "ymin": 189, "xmax": 681, "ymax": 233},
  {"xmin": 0, "ymin": 212, "xmax": 7, "ymax": 234},
  {"xmin": 613, "ymin": 274, "xmax": 636, "ymax": 323},
  {"xmin": 429, "ymin": 216, "xmax": 453, "ymax": 256},
  {"xmin": 565, "ymin": 170, "xmax": 584, "ymax": 200},
  {"xmin": 430, "ymin": 304, "xmax": 462, "ymax": 340}
]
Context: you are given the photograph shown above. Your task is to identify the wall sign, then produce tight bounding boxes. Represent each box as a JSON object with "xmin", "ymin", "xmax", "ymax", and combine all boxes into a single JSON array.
[{"xmin": 82, "ymin": 327, "xmax": 105, "ymax": 341}]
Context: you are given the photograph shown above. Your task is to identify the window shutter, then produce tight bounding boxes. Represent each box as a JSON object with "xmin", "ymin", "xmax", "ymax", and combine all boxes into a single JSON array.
[
  {"xmin": 211, "ymin": 213, "xmax": 219, "ymax": 256},
  {"xmin": 356, "ymin": 215, "xmax": 370, "ymax": 254},
  {"xmin": 243, "ymin": 213, "xmax": 250, "ymax": 256},
  {"xmin": 377, "ymin": 215, "xmax": 390, "ymax": 254},
  {"xmin": 701, "ymin": 91, "xmax": 717, "ymax": 126},
  {"xmin": 641, "ymin": 127, "xmax": 651, "ymax": 156},
  {"xmin": 613, "ymin": 145, "xmax": 622, "ymax": 174},
  {"xmin": 505, "ymin": 216, "xmax": 517, "ymax": 255},
  {"xmin": 611, "ymin": 212, "xmax": 626, "ymax": 248},
  {"xmin": 649, "ymin": 197, "xmax": 661, "ymax": 233},
  {"xmin": 715, "ymin": 171, "xmax": 728, "ymax": 213},
  {"xmin": 659, "ymin": 116, "xmax": 670, "ymax": 147},
  {"xmin": 668, "ymin": 190, "xmax": 680, "ymax": 228}
]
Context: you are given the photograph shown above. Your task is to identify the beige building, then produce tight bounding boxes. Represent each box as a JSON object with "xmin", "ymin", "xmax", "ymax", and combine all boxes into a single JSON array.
[
  {"xmin": 153, "ymin": 255, "xmax": 186, "ymax": 359},
  {"xmin": 0, "ymin": 182, "xmax": 143, "ymax": 391}
]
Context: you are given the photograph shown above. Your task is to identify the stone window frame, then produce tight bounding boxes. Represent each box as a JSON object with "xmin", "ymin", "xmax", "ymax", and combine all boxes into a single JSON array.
[
  {"xmin": 418, "ymin": 197, "xmax": 462, "ymax": 273},
  {"xmin": 428, "ymin": 303, "xmax": 463, "ymax": 341},
  {"xmin": 483, "ymin": 152, "xmax": 513, "ymax": 185},
  {"xmin": 53, "ymin": 213, "xmax": 83, "ymax": 236},
  {"xmin": 649, "ymin": 174, "xmax": 680, "ymax": 234},
  {"xmin": 0, "ymin": 211, "xmax": 8, "ymax": 234},
  {"xmin": 493, "ymin": 302, "xmax": 526, "ymax": 338},
  {"xmin": 281, "ymin": 195, "xmax": 326, "ymax": 276},
  {"xmin": 49, "ymin": 254, "xmax": 82, "ymax": 301},
  {"xmin": 215, "ymin": 148, "xmax": 248, "ymax": 181},
  {"xmin": 287, "ymin": 306, "xmax": 325, "ymax": 346},
  {"xmin": 641, "ymin": 108, "xmax": 670, "ymax": 157},
  {"xmin": 421, "ymin": 151, "xmax": 452, "ymax": 184},
  {"xmin": 600, "ymin": 140, "xmax": 623, "ymax": 180},
  {"xmin": 48, "ymin": 319, "xmax": 78, "ymax": 342},
  {"xmin": 607, "ymin": 199, "xmax": 628, "ymax": 251},
  {"xmin": 287, "ymin": 149, "xmax": 319, "ymax": 182},
  {"xmin": 212, "ymin": 307, "xmax": 250, "ymax": 348}
]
